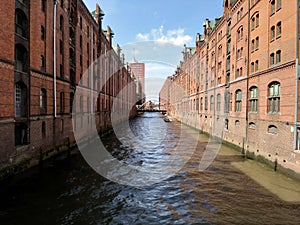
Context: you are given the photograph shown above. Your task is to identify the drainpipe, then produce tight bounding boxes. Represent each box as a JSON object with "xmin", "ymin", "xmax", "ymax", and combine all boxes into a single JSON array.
[
  {"xmin": 294, "ymin": 0, "xmax": 299, "ymax": 149},
  {"xmin": 53, "ymin": 0, "xmax": 57, "ymax": 118},
  {"xmin": 245, "ymin": 0, "xmax": 251, "ymax": 153},
  {"xmin": 90, "ymin": 26, "xmax": 93, "ymax": 115}
]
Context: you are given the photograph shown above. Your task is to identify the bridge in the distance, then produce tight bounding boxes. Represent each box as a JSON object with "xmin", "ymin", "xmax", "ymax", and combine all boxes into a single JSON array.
[{"xmin": 137, "ymin": 109, "xmax": 167, "ymax": 114}]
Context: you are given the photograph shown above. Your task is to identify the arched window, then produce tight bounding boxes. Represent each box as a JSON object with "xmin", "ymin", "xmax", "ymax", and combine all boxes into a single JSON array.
[
  {"xmin": 271, "ymin": 26, "xmax": 275, "ymax": 40},
  {"xmin": 276, "ymin": 50, "xmax": 281, "ymax": 63},
  {"xmin": 249, "ymin": 86, "xmax": 258, "ymax": 112},
  {"xmin": 271, "ymin": 0, "xmax": 275, "ymax": 14},
  {"xmin": 268, "ymin": 125, "xmax": 278, "ymax": 133},
  {"xmin": 277, "ymin": 21, "xmax": 281, "ymax": 37},
  {"xmin": 268, "ymin": 82, "xmax": 280, "ymax": 113},
  {"xmin": 235, "ymin": 120, "xmax": 240, "ymax": 126},
  {"xmin": 40, "ymin": 88, "xmax": 47, "ymax": 114},
  {"xmin": 249, "ymin": 122, "xmax": 256, "ymax": 129},
  {"xmin": 235, "ymin": 90, "xmax": 242, "ymax": 112},
  {"xmin": 15, "ymin": 9, "xmax": 28, "ymax": 38}
]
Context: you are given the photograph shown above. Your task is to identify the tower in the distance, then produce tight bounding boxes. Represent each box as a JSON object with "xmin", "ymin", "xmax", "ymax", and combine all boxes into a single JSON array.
[{"xmin": 129, "ymin": 59, "xmax": 145, "ymax": 104}]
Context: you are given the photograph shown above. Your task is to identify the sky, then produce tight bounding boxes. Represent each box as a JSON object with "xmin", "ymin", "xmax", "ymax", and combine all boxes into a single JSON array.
[{"xmin": 84, "ymin": 0, "xmax": 223, "ymax": 101}]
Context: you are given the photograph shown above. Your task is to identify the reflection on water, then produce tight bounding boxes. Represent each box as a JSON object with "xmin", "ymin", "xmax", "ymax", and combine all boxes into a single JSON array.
[{"xmin": 0, "ymin": 112, "xmax": 300, "ymax": 224}]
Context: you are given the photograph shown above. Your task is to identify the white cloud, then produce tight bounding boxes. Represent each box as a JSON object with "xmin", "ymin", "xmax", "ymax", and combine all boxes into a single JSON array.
[{"xmin": 136, "ymin": 26, "xmax": 193, "ymax": 46}]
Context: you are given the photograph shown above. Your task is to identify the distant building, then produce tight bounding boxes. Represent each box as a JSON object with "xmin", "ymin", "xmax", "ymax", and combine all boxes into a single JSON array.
[{"xmin": 129, "ymin": 60, "xmax": 145, "ymax": 104}]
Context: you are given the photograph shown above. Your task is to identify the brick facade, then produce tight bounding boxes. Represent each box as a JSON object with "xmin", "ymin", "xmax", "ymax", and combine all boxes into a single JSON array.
[
  {"xmin": 0, "ymin": 0, "xmax": 137, "ymax": 172},
  {"xmin": 160, "ymin": 0, "xmax": 300, "ymax": 174}
]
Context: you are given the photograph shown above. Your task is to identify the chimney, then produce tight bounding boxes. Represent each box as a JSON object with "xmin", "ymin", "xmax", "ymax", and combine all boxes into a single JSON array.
[
  {"xmin": 96, "ymin": 4, "xmax": 104, "ymax": 35},
  {"xmin": 106, "ymin": 26, "xmax": 114, "ymax": 46}
]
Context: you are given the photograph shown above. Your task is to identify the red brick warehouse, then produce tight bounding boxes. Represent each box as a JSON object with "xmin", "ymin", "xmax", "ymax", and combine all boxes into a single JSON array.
[
  {"xmin": 0, "ymin": 0, "xmax": 137, "ymax": 174},
  {"xmin": 160, "ymin": 0, "xmax": 300, "ymax": 174}
]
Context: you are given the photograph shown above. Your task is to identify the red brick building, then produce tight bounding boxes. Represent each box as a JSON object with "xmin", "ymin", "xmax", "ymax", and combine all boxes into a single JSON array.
[
  {"xmin": 0, "ymin": 0, "xmax": 136, "ymax": 173},
  {"xmin": 129, "ymin": 61, "xmax": 145, "ymax": 104},
  {"xmin": 160, "ymin": 0, "xmax": 300, "ymax": 174}
]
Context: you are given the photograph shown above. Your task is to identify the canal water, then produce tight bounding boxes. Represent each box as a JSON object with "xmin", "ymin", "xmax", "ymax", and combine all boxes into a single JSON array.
[{"xmin": 0, "ymin": 113, "xmax": 300, "ymax": 224}]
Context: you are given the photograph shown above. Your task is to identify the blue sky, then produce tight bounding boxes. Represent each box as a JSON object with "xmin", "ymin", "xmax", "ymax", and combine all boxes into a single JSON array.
[
  {"xmin": 85, "ymin": 0, "xmax": 223, "ymax": 46},
  {"xmin": 84, "ymin": 0, "xmax": 223, "ymax": 101}
]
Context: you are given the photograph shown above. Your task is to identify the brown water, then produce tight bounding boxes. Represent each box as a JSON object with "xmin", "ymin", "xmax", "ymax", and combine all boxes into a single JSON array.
[{"xmin": 0, "ymin": 113, "xmax": 299, "ymax": 225}]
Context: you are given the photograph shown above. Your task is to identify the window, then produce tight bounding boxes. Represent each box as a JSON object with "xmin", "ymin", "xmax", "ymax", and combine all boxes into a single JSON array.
[
  {"xmin": 210, "ymin": 95, "xmax": 214, "ymax": 111},
  {"xmin": 205, "ymin": 96, "xmax": 208, "ymax": 110},
  {"xmin": 255, "ymin": 60, "xmax": 259, "ymax": 71},
  {"xmin": 15, "ymin": 82, "xmax": 27, "ymax": 117},
  {"xmin": 217, "ymin": 94, "xmax": 221, "ymax": 111},
  {"xmin": 235, "ymin": 120, "xmax": 240, "ymax": 126},
  {"xmin": 227, "ymin": 22, "xmax": 231, "ymax": 36},
  {"xmin": 249, "ymin": 122, "xmax": 256, "ymax": 129},
  {"xmin": 60, "ymin": 92, "xmax": 65, "ymax": 114},
  {"xmin": 60, "ymin": 64, "xmax": 63, "ymax": 77},
  {"xmin": 271, "ymin": 0, "xmax": 275, "ymax": 15},
  {"xmin": 80, "ymin": 35, "xmax": 82, "ymax": 49},
  {"xmin": 40, "ymin": 88, "xmax": 47, "ymax": 114},
  {"xmin": 60, "ymin": 15, "xmax": 64, "ymax": 31},
  {"xmin": 249, "ymin": 86, "xmax": 258, "ymax": 112},
  {"xmin": 235, "ymin": 90, "xmax": 242, "ymax": 112},
  {"xmin": 200, "ymin": 97, "xmax": 203, "ymax": 111},
  {"xmin": 227, "ymin": 39, "xmax": 231, "ymax": 54},
  {"xmin": 15, "ymin": 9, "xmax": 28, "ymax": 38},
  {"xmin": 80, "ymin": 17, "xmax": 82, "ymax": 29},
  {"xmin": 224, "ymin": 91, "xmax": 230, "ymax": 113},
  {"xmin": 277, "ymin": 0, "xmax": 282, "ymax": 10},
  {"xmin": 42, "ymin": 121, "xmax": 46, "ymax": 138},
  {"xmin": 256, "ymin": 14, "xmax": 259, "ymax": 27},
  {"xmin": 15, "ymin": 44, "xmax": 28, "ymax": 72},
  {"xmin": 268, "ymin": 125, "xmax": 278, "ymax": 133},
  {"xmin": 41, "ymin": 0, "xmax": 45, "ymax": 12},
  {"xmin": 61, "ymin": 0, "xmax": 64, "ymax": 8},
  {"xmin": 251, "ymin": 17, "xmax": 255, "ymax": 30},
  {"xmin": 41, "ymin": 55, "xmax": 45, "ymax": 70},
  {"xmin": 225, "ymin": 119, "xmax": 229, "ymax": 130},
  {"xmin": 268, "ymin": 82, "xmax": 280, "ymax": 113},
  {"xmin": 270, "ymin": 53, "xmax": 275, "ymax": 65},
  {"xmin": 251, "ymin": 12, "xmax": 259, "ymax": 30},
  {"xmin": 218, "ymin": 45, "xmax": 222, "ymax": 56},
  {"xmin": 255, "ymin": 37, "xmax": 259, "ymax": 50},
  {"xmin": 240, "ymin": 8, "xmax": 243, "ymax": 18},
  {"xmin": 277, "ymin": 22, "xmax": 281, "ymax": 37},
  {"xmin": 271, "ymin": 26, "xmax": 275, "ymax": 40},
  {"xmin": 237, "ymin": 26, "xmax": 243, "ymax": 40},
  {"xmin": 251, "ymin": 62, "xmax": 255, "ymax": 73},
  {"xmin": 60, "ymin": 40, "xmax": 63, "ymax": 53},
  {"xmin": 276, "ymin": 50, "xmax": 281, "ymax": 63},
  {"xmin": 251, "ymin": 40, "xmax": 255, "ymax": 52},
  {"xmin": 15, "ymin": 123, "xmax": 28, "ymax": 146}
]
